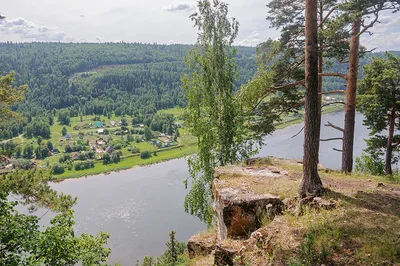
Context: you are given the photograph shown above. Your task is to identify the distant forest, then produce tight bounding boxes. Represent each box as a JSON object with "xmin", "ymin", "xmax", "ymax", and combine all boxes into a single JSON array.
[
  {"xmin": 0, "ymin": 42, "xmax": 256, "ymax": 118},
  {"xmin": 0, "ymin": 42, "xmax": 398, "ymax": 140}
]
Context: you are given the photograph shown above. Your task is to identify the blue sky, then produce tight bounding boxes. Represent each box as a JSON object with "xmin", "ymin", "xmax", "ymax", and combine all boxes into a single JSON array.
[{"xmin": 0, "ymin": 0, "xmax": 399, "ymax": 50}]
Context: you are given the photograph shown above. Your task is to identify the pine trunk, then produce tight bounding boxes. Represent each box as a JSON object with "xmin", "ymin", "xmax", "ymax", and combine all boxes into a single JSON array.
[
  {"xmin": 386, "ymin": 88, "xmax": 396, "ymax": 175},
  {"xmin": 342, "ymin": 19, "xmax": 361, "ymax": 173},
  {"xmin": 300, "ymin": 0, "xmax": 323, "ymax": 197}
]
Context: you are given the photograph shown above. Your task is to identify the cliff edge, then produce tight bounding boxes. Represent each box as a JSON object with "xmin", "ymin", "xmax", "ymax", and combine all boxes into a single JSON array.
[{"xmin": 187, "ymin": 157, "xmax": 400, "ymax": 265}]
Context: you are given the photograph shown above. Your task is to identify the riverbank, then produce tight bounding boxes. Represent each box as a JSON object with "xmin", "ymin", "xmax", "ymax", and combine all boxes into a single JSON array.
[
  {"xmin": 50, "ymin": 104, "xmax": 343, "ymax": 180},
  {"xmin": 53, "ymin": 143, "xmax": 197, "ymax": 180}
]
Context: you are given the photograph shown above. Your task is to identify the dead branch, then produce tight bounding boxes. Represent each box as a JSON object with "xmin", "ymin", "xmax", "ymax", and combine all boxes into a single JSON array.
[
  {"xmin": 358, "ymin": 12, "xmax": 379, "ymax": 37},
  {"xmin": 319, "ymin": 6, "xmax": 337, "ymax": 27},
  {"xmin": 319, "ymin": 90, "xmax": 345, "ymax": 95},
  {"xmin": 333, "ymin": 148, "xmax": 343, "ymax": 152},
  {"xmin": 321, "ymin": 101, "xmax": 345, "ymax": 108},
  {"xmin": 319, "ymin": 72, "xmax": 347, "ymax": 80},
  {"xmin": 291, "ymin": 126, "xmax": 304, "ymax": 138},
  {"xmin": 269, "ymin": 80, "xmax": 305, "ymax": 92},
  {"xmin": 320, "ymin": 137, "xmax": 343, "ymax": 142},
  {"xmin": 325, "ymin": 121, "xmax": 344, "ymax": 133},
  {"xmin": 360, "ymin": 47, "xmax": 377, "ymax": 55}
]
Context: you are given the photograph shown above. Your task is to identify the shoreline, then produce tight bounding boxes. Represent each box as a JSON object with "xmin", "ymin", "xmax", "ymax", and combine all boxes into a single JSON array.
[{"xmin": 50, "ymin": 105, "xmax": 344, "ymax": 181}]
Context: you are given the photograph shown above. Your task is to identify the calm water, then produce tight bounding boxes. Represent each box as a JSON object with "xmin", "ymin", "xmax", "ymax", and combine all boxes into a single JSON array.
[
  {"xmin": 258, "ymin": 112, "xmax": 369, "ymax": 169},
  {"xmin": 34, "ymin": 111, "xmax": 369, "ymax": 264}
]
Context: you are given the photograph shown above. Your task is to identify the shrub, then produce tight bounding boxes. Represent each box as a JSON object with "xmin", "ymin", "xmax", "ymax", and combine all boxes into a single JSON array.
[
  {"xmin": 59, "ymin": 154, "xmax": 71, "ymax": 163},
  {"xmin": 355, "ymin": 153, "xmax": 385, "ymax": 175},
  {"xmin": 52, "ymin": 163, "xmax": 65, "ymax": 174},
  {"xmin": 74, "ymin": 160, "xmax": 95, "ymax": 171},
  {"xmin": 131, "ymin": 146, "xmax": 140, "ymax": 154},
  {"xmin": 12, "ymin": 159, "xmax": 31, "ymax": 170},
  {"xmin": 140, "ymin": 150, "xmax": 151, "ymax": 159}
]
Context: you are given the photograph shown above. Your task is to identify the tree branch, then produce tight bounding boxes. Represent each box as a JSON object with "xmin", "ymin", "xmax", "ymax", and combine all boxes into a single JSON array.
[
  {"xmin": 291, "ymin": 126, "xmax": 304, "ymax": 138},
  {"xmin": 321, "ymin": 101, "xmax": 345, "ymax": 108},
  {"xmin": 324, "ymin": 121, "xmax": 344, "ymax": 133},
  {"xmin": 319, "ymin": 90, "xmax": 345, "ymax": 95},
  {"xmin": 268, "ymin": 80, "xmax": 305, "ymax": 92},
  {"xmin": 319, "ymin": 72, "xmax": 347, "ymax": 80},
  {"xmin": 333, "ymin": 148, "xmax": 343, "ymax": 152},
  {"xmin": 319, "ymin": 6, "xmax": 337, "ymax": 27},
  {"xmin": 320, "ymin": 137, "xmax": 343, "ymax": 142},
  {"xmin": 358, "ymin": 12, "xmax": 379, "ymax": 37}
]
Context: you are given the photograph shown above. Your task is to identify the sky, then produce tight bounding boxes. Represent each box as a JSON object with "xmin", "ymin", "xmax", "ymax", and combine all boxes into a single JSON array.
[{"xmin": 0, "ymin": 0, "xmax": 399, "ymax": 50}]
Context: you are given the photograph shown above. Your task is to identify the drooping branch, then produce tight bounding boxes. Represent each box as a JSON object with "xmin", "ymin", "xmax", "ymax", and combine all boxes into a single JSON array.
[
  {"xmin": 320, "ymin": 137, "xmax": 343, "ymax": 141},
  {"xmin": 324, "ymin": 121, "xmax": 344, "ymax": 133}
]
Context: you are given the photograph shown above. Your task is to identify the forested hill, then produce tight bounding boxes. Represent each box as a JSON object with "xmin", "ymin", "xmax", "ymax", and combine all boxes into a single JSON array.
[
  {"xmin": 0, "ymin": 42, "xmax": 398, "ymax": 119},
  {"xmin": 0, "ymin": 42, "xmax": 256, "ymax": 117}
]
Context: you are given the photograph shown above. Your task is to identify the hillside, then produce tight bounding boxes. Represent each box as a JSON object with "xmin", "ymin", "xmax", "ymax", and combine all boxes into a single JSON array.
[
  {"xmin": 0, "ymin": 42, "xmax": 398, "ymax": 118},
  {"xmin": 0, "ymin": 43, "xmax": 256, "ymax": 117}
]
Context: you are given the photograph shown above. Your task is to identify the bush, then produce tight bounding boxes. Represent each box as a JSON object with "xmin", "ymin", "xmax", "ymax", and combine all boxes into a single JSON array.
[
  {"xmin": 130, "ymin": 146, "xmax": 140, "ymax": 154},
  {"xmin": 59, "ymin": 154, "xmax": 71, "ymax": 163},
  {"xmin": 12, "ymin": 159, "xmax": 31, "ymax": 170},
  {"xmin": 74, "ymin": 160, "xmax": 95, "ymax": 171},
  {"xmin": 52, "ymin": 163, "xmax": 65, "ymax": 174},
  {"xmin": 103, "ymin": 151, "xmax": 121, "ymax": 164},
  {"xmin": 355, "ymin": 153, "xmax": 385, "ymax": 175},
  {"xmin": 140, "ymin": 150, "xmax": 151, "ymax": 159}
]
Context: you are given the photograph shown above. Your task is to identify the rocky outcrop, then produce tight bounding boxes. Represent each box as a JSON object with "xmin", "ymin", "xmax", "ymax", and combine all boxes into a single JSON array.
[
  {"xmin": 214, "ymin": 242, "xmax": 241, "ymax": 266},
  {"xmin": 213, "ymin": 166, "xmax": 285, "ymax": 241},
  {"xmin": 187, "ymin": 233, "xmax": 216, "ymax": 259}
]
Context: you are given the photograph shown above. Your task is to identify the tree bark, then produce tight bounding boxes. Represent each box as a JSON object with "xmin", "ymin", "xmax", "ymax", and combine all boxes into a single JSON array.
[
  {"xmin": 386, "ymin": 88, "xmax": 396, "ymax": 175},
  {"xmin": 342, "ymin": 19, "xmax": 361, "ymax": 173},
  {"xmin": 300, "ymin": 0, "xmax": 323, "ymax": 197},
  {"xmin": 317, "ymin": 2, "xmax": 323, "ymax": 154}
]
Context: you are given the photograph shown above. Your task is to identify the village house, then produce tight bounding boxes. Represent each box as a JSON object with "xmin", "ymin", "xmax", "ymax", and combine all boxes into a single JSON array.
[
  {"xmin": 98, "ymin": 128, "xmax": 104, "ymax": 134},
  {"xmin": 94, "ymin": 121, "xmax": 103, "ymax": 128},
  {"xmin": 71, "ymin": 152, "xmax": 79, "ymax": 160},
  {"xmin": 105, "ymin": 146, "xmax": 114, "ymax": 153}
]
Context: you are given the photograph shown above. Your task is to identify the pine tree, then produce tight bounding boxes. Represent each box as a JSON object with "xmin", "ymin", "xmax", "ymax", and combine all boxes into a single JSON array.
[
  {"xmin": 358, "ymin": 53, "xmax": 400, "ymax": 175},
  {"xmin": 300, "ymin": 0, "xmax": 324, "ymax": 197}
]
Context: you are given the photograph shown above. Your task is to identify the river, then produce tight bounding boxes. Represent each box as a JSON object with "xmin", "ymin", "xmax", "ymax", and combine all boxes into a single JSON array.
[{"xmin": 35, "ymin": 111, "xmax": 369, "ymax": 264}]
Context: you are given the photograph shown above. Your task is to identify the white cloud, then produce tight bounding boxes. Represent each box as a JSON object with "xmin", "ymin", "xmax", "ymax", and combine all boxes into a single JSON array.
[
  {"xmin": 164, "ymin": 3, "xmax": 195, "ymax": 12},
  {"xmin": 95, "ymin": 36, "xmax": 105, "ymax": 42},
  {"xmin": 236, "ymin": 31, "xmax": 262, "ymax": 47},
  {"xmin": 0, "ymin": 17, "xmax": 72, "ymax": 41},
  {"xmin": 361, "ymin": 14, "xmax": 400, "ymax": 51}
]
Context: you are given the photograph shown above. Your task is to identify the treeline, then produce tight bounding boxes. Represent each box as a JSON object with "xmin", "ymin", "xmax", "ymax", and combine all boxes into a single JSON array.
[{"xmin": 0, "ymin": 42, "xmax": 257, "ymax": 118}]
